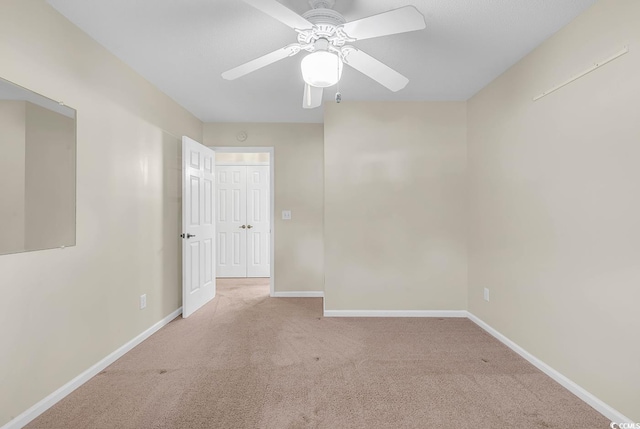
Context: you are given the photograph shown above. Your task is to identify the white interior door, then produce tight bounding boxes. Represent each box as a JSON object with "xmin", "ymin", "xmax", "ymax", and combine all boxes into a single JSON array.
[
  {"xmin": 182, "ymin": 136, "xmax": 216, "ymax": 318},
  {"xmin": 215, "ymin": 164, "xmax": 270, "ymax": 278},
  {"xmin": 216, "ymin": 166, "xmax": 247, "ymax": 277},
  {"xmin": 246, "ymin": 166, "xmax": 270, "ymax": 277}
]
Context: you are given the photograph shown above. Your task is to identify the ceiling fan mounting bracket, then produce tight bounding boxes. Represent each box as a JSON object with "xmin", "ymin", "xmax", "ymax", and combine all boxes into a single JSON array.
[
  {"xmin": 308, "ymin": 0, "xmax": 335, "ymax": 10},
  {"xmin": 302, "ymin": 7, "xmax": 345, "ymax": 26},
  {"xmin": 338, "ymin": 45, "xmax": 358, "ymax": 63},
  {"xmin": 284, "ymin": 43, "xmax": 304, "ymax": 56}
]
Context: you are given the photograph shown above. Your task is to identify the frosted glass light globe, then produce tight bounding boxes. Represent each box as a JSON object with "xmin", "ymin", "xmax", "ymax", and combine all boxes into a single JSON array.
[{"xmin": 301, "ymin": 51, "xmax": 343, "ymax": 88}]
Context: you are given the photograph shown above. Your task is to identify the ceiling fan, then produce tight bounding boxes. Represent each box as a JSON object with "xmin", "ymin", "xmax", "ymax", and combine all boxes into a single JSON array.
[{"xmin": 221, "ymin": 0, "xmax": 427, "ymax": 109}]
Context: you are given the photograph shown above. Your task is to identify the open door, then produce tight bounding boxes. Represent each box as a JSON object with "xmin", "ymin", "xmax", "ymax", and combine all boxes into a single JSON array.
[{"xmin": 182, "ymin": 136, "xmax": 216, "ymax": 318}]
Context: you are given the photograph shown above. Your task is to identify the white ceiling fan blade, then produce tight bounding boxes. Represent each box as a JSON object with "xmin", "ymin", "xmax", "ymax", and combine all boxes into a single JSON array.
[
  {"xmin": 341, "ymin": 6, "xmax": 426, "ymax": 41},
  {"xmin": 243, "ymin": 0, "xmax": 313, "ymax": 31},
  {"xmin": 302, "ymin": 84, "xmax": 323, "ymax": 109},
  {"xmin": 343, "ymin": 48, "xmax": 409, "ymax": 92},
  {"xmin": 222, "ymin": 46, "xmax": 299, "ymax": 80}
]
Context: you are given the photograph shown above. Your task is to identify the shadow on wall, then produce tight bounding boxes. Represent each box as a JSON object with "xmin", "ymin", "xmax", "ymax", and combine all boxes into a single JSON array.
[{"xmin": 161, "ymin": 130, "xmax": 182, "ymax": 311}]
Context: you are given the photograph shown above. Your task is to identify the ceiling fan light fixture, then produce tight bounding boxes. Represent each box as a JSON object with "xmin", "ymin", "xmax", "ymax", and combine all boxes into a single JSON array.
[{"xmin": 301, "ymin": 51, "xmax": 343, "ymax": 88}]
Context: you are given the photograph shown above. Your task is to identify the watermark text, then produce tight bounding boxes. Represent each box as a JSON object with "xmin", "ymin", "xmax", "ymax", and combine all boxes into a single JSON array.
[{"xmin": 610, "ymin": 423, "xmax": 640, "ymax": 429}]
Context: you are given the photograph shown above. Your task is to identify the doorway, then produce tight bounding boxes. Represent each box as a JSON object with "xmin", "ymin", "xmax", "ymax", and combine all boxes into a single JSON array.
[{"xmin": 211, "ymin": 147, "xmax": 275, "ymax": 296}]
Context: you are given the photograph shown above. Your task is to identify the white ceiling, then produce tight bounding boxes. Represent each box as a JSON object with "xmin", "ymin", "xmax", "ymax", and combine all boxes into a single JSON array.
[{"xmin": 47, "ymin": 0, "xmax": 597, "ymax": 123}]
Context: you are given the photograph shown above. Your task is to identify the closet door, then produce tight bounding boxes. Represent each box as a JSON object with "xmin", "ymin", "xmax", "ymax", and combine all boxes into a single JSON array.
[
  {"xmin": 216, "ymin": 166, "xmax": 247, "ymax": 277},
  {"xmin": 246, "ymin": 166, "xmax": 270, "ymax": 277}
]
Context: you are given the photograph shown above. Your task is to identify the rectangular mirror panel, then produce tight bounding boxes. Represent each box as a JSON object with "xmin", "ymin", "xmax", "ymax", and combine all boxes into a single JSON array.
[{"xmin": 0, "ymin": 77, "xmax": 76, "ymax": 255}]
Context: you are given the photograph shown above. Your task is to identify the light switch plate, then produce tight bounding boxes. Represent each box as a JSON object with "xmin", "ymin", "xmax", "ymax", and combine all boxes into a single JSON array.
[
  {"xmin": 282, "ymin": 210, "xmax": 291, "ymax": 220},
  {"xmin": 140, "ymin": 294, "xmax": 147, "ymax": 309}
]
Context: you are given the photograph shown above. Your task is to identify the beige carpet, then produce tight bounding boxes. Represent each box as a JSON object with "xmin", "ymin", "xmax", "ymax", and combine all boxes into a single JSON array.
[{"xmin": 28, "ymin": 278, "xmax": 609, "ymax": 429}]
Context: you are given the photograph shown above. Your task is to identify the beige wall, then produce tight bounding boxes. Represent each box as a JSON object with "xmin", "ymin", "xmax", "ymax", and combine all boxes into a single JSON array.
[
  {"xmin": 324, "ymin": 102, "xmax": 467, "ymax": 311},
  {"xmin": 0, "ymin": 101, "xmax": 26, "ymax": 254},
  {"xmin": 215, "ymin": 152, "xmax": 270, "ymax": 164},
  {"xmin": 467, "ymin": 0, "xmax": 640, "ymax": 420},
  {"xmin": 203, "ymin": 123, "xmax": 324, "ymax": 293},
  {"xmin": 0, "ymin": 0, "xmax": 201, "ymax": 425},
  {"xmin": 24, "ymin": 101, "xmax": 76, "ymax": 251}
]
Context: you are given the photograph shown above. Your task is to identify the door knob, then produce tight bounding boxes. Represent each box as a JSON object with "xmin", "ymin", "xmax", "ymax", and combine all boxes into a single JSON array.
[
  {"xmin": 187, "ymin": 233, "xmax": 196, "ymax": 238},
  {"xmin": 239, "ymin": 225, "xmax": 246, "ymax": 229},
  {"xmin": 247, "ymin": 225, "xmax": 253, "ymax": 229}
]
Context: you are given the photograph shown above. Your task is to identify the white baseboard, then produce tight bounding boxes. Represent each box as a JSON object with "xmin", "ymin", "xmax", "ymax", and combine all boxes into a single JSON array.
[
  {"xmin": 323, "ymin": 310, "xmax": 467, "ymax": 318},
  {"xmin": 466, "ymin": 312, "xmax": 632, "ymax": 424},
  {"xmin": 2, "ymin": 308, "xmax": 183, "ymax": 429},
  {"xmin": 272, "ymin": 291, "xmax": 324, "ymax": 298}
]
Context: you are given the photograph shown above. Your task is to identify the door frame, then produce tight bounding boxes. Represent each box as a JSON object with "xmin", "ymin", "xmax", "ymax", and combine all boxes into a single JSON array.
[{"xmin": 210, "ymin": 146, "xmax": 275, "ymax": 297}]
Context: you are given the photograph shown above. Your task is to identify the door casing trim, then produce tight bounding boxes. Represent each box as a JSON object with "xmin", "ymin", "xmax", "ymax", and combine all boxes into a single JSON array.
[{"xmin": 210, "ymin": 146, "xmax": 275, "ymax": 297}]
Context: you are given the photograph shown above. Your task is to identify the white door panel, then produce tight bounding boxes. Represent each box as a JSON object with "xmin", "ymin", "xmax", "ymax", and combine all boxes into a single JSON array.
[
  {"xmin": 182, "ymin": 136, "xmax": 216, "ymax": 318},
  {"xmin": 215, "ymin": 165, "xmax": 270, "ymax": 278},
  {"xmin": 247, "ymin": 166, "xmax": 270, "ymax": 277},
  {"xmin": 216, "ymin": 166, "xmax": 247, "ymax": 277}
]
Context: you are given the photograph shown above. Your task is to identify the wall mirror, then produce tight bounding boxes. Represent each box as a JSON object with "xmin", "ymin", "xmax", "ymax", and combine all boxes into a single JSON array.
[{"xmin": 0, "ymin": 76, "xmax": 76, "ymax": 255}]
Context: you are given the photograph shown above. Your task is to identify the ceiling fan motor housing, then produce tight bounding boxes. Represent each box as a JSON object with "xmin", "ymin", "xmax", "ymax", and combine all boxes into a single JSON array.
[{"xmin": 299, "ymin": 6, "xmax": 349, "ymax": 53}]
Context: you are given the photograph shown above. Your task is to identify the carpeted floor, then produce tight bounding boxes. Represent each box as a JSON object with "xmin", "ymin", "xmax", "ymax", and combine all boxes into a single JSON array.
[{"xmin": 28, "ymin": 278, "xmax": 609, "ymax": 429}]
